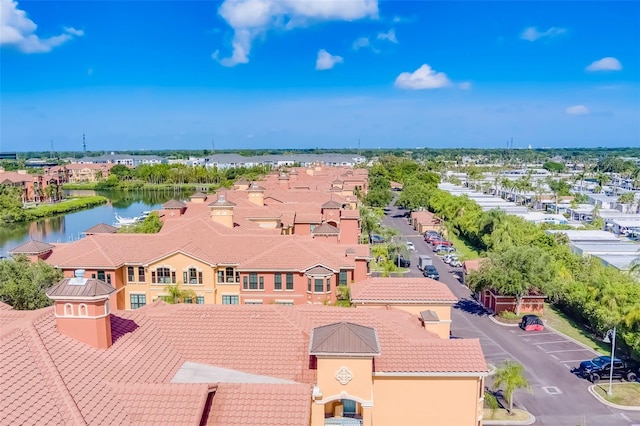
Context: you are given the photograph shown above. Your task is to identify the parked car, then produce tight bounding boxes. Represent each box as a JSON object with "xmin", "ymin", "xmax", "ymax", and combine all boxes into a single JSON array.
[
  {"xmin": 424, "ymin": 230, "xmax": 441, "ymax": 238},
  {"xmin": 423, "ymin": 265, "xmax": 440, "ymax": 280},
  {"xmin": 418, "ymin": 255, "xmax": 433, "ymax": 270},
  {"xmin": 443, "ymin": 254, "xmax": 462, "ymax": 267},
  {"xmin": 370, "ymin": 234, "xmax": 385, "ymax": 244},
  {"xmin": 519, "ymin": 314, "xmax": 544, "ymax": 331},
  {"xmin": 434, "ymin": 244, "xmax": 456, "ymax": 253},
  {"xmin": 425, "ymin": 234, "xmax": 442, "ymax": 243},
  {"xmin": 393, "ymin": 255, "xmax": 411, "ymax": 268},
  {"xmin": 406, "ymin": 242, "xmax": 416, "ymax": 251},
  {"xmin": 431, "ymin": 239, "xmax": 453, "ymax": 247},
  {"xmin": 576, "ymin": 356, "xmax": 638, "ymax": 383}
]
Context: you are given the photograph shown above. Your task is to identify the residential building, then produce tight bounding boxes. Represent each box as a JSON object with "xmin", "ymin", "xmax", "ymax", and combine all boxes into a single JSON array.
[{"xmin": 0, "ymin": 275, "xmax": 488, "ymax": 426}]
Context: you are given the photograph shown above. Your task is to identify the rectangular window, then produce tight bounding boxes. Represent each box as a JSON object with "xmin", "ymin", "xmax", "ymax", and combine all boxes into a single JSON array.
[
  {"xmin": 188, "ymin": 268, "xmax": 198, "ymax": 284},
  {"xmin": 226, "ymin": 267, "xmax": 235, "ymax": 283},
  {"xmin": 259, "ymin": 276, "xmax": 264, "ymax": 290},
  {"xmin": 274, "ymin": 273, "xmax": 282, "ymax": 290},
  {"xmin": 235, "ymin": 271, "xmax": 240, "ymax": 283},
  {"xmin": 286, "ymin": 273, "xmax": 294, "ymax": 290},
  {"xmin": 130, "ymin": 294, "xmax": 146, "ymax": 309},
  {"xmin": 245, "ymin": 300, "xmax": 262, "ymax": 305},
  {"xmin": 196, "ymin": 296, "xmax": 205, "ymax": 304},
  {"xmin": 97, "ymin": 270, "xmax": 105, "ymax": 281},
  {"xmin": 275, "ymin": 300, "xmax": 294, "ymax": 306},
  {"xmin": 138, "ymin": 267, "xmax": 145, "ymax": 282},
  {"xmin": 127, "ymin": 266, "xmax": 135, "ymax": 282},
  {"xmin": 249, "ymin": 273, "xmax": 258, "ymax": 290},
  {"xmin": 339, "ymin": 270, "xmax": 348, "ymax": 286},
  {"xmin": 151, "ymin": 271, "xmax": 156, "ymax": 283},
  {"xmin": 308, "ymin": 278, "xmax": 311, "ymax": 292},
  {"xmin": 315, "ymin": 278, "xmax": 324, "ymax": 293},
  {"xmin": 198, "ymin": 271, "xmax": 203, "ymax": 284},
  {"xmin": 183, "ymin": 271, "xmax": 188, "ymax": 283},
  {"xmin": 171, "ymin": 271, "xmax": 176, "ymax": 284},
  {"xmin": 326, "ymin": 277, "xmax": 331, "ymax": 292},
  {"xmin": 184, "ymin": 298, "xmax": 192, "ymax": 304},
  {"xmin": 243, "ymin": 276, "xmax": 248, "ymax": 290},
  {"xmin": 218, "ymin": 270, "xmax": 224, "ymax": 282},
  {"xmin": 156, "ymin": 268, "xmax": 172, "ymax": 284},
  {"xmin": 222, "ymin": 295, "xmax": 239, "ymax": 305},
  {"xmin": 106, "ymin": 274, "xmax": 112, "ymax": 285}
]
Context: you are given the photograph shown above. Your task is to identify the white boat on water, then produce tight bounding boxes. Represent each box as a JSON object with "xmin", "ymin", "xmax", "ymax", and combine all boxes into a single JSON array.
[{"xmin": 114, "ymin": 214, "xmax": 141, "ymax": 226}]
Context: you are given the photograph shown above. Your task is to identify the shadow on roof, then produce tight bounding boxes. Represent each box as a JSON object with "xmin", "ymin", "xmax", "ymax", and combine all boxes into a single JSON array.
[{"xmin": 111, "ymin": 315, "xmax": 139, "ymax": 343}]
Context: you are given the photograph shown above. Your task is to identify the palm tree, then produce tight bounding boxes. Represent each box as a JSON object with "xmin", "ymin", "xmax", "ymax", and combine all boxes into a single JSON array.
[
  {"xmin": 163, "ymin": 283, "xmax": 197, "ymax": 304},
  {"xmin": 493, "ymin": 360, "xmax": 531, "ymax": 413}
]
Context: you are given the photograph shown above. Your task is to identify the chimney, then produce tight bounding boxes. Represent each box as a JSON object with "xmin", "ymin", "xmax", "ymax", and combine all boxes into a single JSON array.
[
  {"xmin": 46, "ymin": 269, "xmax": 116, "ymax": 349},
  {"xmin": 209, "ymin": 194, "xmax": 236, "ymax": 228},
  {"xmin": 247, "ymin": 182, "xmax": 265, "ymax": 206},
  {"xmin": 278, "ymin": 173, "xmax": 290, "ymax": 189}
]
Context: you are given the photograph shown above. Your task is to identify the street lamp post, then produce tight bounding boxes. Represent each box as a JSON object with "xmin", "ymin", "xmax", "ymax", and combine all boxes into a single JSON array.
[{"xmin": 608, "ymin": 326, "xmax": 616, "ymax": 396}]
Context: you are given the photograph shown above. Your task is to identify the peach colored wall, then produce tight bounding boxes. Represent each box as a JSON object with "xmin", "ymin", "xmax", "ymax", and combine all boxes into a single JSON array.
[
  {"xmin": 294, "ymin": 223, "xmax": 312, "ymax": 235},
  {"xmin": 322, "ymin": 209, "xmax": 340, "ymax": 222},
  {"xmin": 55, "ymin": 300, "xmax": 112, "ymax": 349},
  {"xmin": 372, "ymin": 376, "xmax": 483, "ymax": 426},
  {"xmin": 338, "ymin": 218, "xmax": 359, "ymax": 245},
  {"xmin": 210, "ymin": 207, "xmax": 234, "ymax": 228},
  {"xmin": 239, "ymin": 271, "xmax": 340, "ymax": 305},
  {"xmin": 247, "ymin": 191, "xmax": 264, "ymax": 206},
  {"xmin": 353, "ymin": 259, "xmax": 370, "ymax": 282},
  {"xmin": 146, "ymin": 253, "xmax": 215, "ymax": 306},
  {"xmin": 316, "ymin": 357, "xmax": 373, "ymax": 403}
]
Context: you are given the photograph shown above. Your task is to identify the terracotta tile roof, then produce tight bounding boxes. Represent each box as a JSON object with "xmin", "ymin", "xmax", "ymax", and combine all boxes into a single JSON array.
[
  {"xmin": 208, "ymin": 195, "xmax": 236, "ymax": 207},
  {"xmin": 109, "ymin": 382, "xmax": 209, "ymax": 425},
  {"xmin": 247, "ymin": 182, "xmax": 266, "ymax": 191},
  {"xmin": 309, "ymin": 322, "xmax": 380, "ymax": 355},
  {"xmin": 294, "ymin": 213, "xmax": 322, "ymax": 223},
  {"xmin": 163, "ymin": 199, "xmax": 187, "ymax": 209},
  {"xmin": 9, "ymin": 239, "xmax": 54, "ymax": 255},
  {"xmin": 83, "ymin": 223, "xmax": 118, "ymax": 234},
  {"xmin": 340, "ymin": 209, "xmax": 360, "ymax": 219},
  {"xmin": 321, "ymin": 200, "xmax": 342, "ymax": 209},
  {"xmin": 190, "ymin": 191, "xmax": 208, "ymax": 199},
  {"xmin": 350, "ymin": 278, "xmax": 458, "ymax": 304},
  {"xmin": 208, "ymin": 383, "xmax": 310, "ymax": 426},
  {"xmin": 0, "ymin": 301, "xmax": 14, "ymax": 310},
  {"xmin": 0, "ymin": 170, "xmax": 38, "ymax": 183},
  {"xmin": 46, "ymin": 275, "xmax": 115, "ymax": 298},
  {"xmin": 312, "ymin": 223, "xmax": 340, "ymax": 235},
  {"xmin": 463, "ymin": 259, "xmax": 486, "ymax": 272}
]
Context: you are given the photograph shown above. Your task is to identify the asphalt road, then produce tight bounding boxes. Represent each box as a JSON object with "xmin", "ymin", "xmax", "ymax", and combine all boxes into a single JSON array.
[{"xmin": 380, "ymin": 203, "xmax": 640, "ymax": 426}]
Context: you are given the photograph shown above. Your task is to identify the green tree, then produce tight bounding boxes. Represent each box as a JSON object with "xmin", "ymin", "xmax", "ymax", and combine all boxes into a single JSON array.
[
  {"xmin": 468, "ymin": 246, "xmax": 554, "ymax": 315},
  {"xmin": 360, "ymin": 206, "xmax": 384, "ymax": 242},
  {"xmin": 162, "ymin": 282, "xmax": 198, "ymax": 304},
  {"xmin": 118, "ymin": 212, "xmax": 163, "ymax": 234},
  {"xmin": 0, "ymin": 256, "xmax": 63, "ymax": 310},
  {"xmin": 543, "ymin": 161, "xmax": 565, "ymax": 173},
  {"xmin": 617, "ymin": 192, "xmax": 635, "ymax": 205},
  {"xmin": 492, "ymin": 360, "xmax": 531, "ymax": 413}
]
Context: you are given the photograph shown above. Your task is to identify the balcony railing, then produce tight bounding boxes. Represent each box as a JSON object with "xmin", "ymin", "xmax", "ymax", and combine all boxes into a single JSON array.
[{"xmin": 325, "ymin": 418, "xmax": 362, "ymax": 426}]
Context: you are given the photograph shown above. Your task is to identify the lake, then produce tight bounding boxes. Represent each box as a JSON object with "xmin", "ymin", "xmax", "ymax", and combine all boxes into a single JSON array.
[{"xmin": 0, "ymin": 189, "xmax": 193, "ymax": 258}]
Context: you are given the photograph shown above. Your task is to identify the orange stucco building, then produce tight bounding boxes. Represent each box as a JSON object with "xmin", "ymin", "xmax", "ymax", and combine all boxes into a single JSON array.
[{"xmin": 1, "ymin": 274, "xmax": 488, "ymax": 426}]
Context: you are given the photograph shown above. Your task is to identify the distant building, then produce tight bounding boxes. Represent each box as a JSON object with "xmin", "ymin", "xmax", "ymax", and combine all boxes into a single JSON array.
[{"xmin": 75, "ymin": 154, "xmax": 166, "ymax": 167}]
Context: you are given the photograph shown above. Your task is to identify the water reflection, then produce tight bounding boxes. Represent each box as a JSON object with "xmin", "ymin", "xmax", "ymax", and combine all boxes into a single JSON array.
[{"xmin": 0, "ymin": 189, "xmax": 194, "ymax": 257}]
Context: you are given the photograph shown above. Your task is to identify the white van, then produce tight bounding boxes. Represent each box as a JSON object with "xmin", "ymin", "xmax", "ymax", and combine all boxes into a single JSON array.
[{"xmin": 418, "ymin": 255, "xmax": 433, "ymax": 271}]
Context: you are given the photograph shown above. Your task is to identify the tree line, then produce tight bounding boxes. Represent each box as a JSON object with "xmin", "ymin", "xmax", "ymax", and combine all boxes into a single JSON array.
[{"xmin": 372, "ymin": 155, "xmax": 640, "ymax": 358}]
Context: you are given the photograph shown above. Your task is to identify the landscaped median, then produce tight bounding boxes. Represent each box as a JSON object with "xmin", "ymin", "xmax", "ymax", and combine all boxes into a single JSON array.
[
  {"xmin": 589, "ymin": 382, "xmax": 640, "ymax": 410},
  {"xmin": 482, "ymin": 408, "xmax": 535, "ymax": 425}
]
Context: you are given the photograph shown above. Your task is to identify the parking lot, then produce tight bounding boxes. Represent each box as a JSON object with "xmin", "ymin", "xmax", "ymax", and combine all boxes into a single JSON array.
[{"xmin": 508, "ymin": 327, "xmax": 600, "ymax": 372}]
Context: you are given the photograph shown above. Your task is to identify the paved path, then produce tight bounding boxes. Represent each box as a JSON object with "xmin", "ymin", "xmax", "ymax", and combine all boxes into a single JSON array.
[{"xmin": 380, "ymin": 203, "xmax": 640, "ymax": 426}]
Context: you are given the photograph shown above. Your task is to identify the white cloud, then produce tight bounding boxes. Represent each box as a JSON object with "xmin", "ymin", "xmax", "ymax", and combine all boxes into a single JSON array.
[
  {"xmin": 316, "ymin": 49, "xmax": 343, "ymax": 70},
  {"xmin": 377, "ymin": 28, "xmax": 397, "ymax": 43},
  {"xmin": 352, "ymin": 36, "xmax": 371, "ymax": 50},
  {"xmin": 586, "ymin": 57, "xmax": 622, "ymax": 72},
  {"xmin": 566, "ymin": 105, "xmax": 590, "ymax": 116},
  {"xmin": 520, "ymin": 26, "xmax": 566, "ymax": 42},
  {"xmin": 394, "ymin": 64, "xmax": 452, "ymax": 90},
  {"xmin": 0, "ymin": 0, "xmax": 83, "ymax": 53},
  {"xmin": 216, "ymin": 0, "xmax": 378, "ymax": 66}
]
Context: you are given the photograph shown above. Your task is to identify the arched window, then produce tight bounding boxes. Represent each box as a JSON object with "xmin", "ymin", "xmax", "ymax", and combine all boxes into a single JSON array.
[
  {"xmin": 64, "ymin": 303, "xmax": 74, "ymax": 316},
  {"xmin": 78, "ymin": 304, "xmax": 88, "ymax": 317}
]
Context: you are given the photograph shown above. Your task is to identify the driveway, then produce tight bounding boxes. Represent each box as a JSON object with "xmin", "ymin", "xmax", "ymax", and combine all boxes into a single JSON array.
[{"xmin": 380, "ymin": 202, "xmax": 640, "ymax": 426}]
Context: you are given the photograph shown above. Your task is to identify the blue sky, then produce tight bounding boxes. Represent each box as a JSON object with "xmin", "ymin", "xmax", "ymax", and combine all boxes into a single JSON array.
[{"xmin": 1, "ymin": 0, "xmax": 639, "ymax": 152}]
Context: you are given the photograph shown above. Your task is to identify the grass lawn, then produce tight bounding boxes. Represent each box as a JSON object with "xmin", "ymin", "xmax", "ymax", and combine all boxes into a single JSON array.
[
  {"xmin": 593, "ymin": 383, "xmax": 640, "ymax": 406},
  {"xmin": 448, "ymin": 233, "xmax": 482, "ymax": 261},
  {"xmin": 483, "ymin": 408, "xmax": 531, "ymax": 421},
  {"xmin": 544, "ymin": 303, "xmax": 608, "ymax": 355}
]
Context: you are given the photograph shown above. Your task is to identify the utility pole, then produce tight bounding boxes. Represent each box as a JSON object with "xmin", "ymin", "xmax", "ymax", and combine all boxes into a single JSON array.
[
  {"xmin": 82, "ymin": 131, "xmax": 87, "ymax": 154},
  {"xmin": 608, "ymin": 326, "xmax": 616, "ymax": 396},
  {"xmin": 358, "ymin": 138, "xmax": 361, "ymax": 156},
  {"xmin": 50, "ymin": 139, "xmax": 54, "ymax": 159}
]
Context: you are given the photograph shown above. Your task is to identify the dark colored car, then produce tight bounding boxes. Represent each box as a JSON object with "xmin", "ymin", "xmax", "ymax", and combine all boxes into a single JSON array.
[
  {"xmin": 393, "ymin": 255, "xmax": 411, "ymax": 268},
  {"xmin": 576, "ymin": 356, "xmax": 638, "ymax": 383},
  {"xmin": 370, "ymin": 234, "xmax": 385, "ymax": 244},
  {"xmin": 519, "ymin": 314, "xmax": 544, "ymax": 331},
  {"xmin": 424, "ymin": 234, "xmax": 442, "ymax": 243},
  {"xmin": 423, "ymin": 265, "xmax": 440, "ymax": 280}
]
